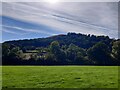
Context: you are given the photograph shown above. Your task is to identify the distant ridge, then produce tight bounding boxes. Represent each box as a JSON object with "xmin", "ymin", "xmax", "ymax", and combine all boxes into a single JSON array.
[{"xmin": 3, "ymin": 32, "xmax": 115, "ymax": 50}]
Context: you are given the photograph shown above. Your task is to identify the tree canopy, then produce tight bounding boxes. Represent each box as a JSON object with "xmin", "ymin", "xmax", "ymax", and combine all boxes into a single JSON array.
[{"xmin": 2, "ymin": 33, "xmax": 120, "ymax": 66}]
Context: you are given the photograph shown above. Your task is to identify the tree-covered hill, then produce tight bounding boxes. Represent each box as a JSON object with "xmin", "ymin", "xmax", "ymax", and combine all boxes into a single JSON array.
[
  {"xmin": 4, "ymin": 33, "xmax": 114, "ymax": 49},
  {"xmin": 2, "ymin": 33, "xmax": 120, "ymax": 65}
]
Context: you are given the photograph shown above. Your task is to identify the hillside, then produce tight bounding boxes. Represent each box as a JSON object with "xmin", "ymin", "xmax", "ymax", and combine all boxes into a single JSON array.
[
  {"xmin": 2, "ymin": 33, "xmax": 120, "ymax": 65},
  {"xmin": 4, "ymin": 33, "xmax": 113, "ymax": 49}
]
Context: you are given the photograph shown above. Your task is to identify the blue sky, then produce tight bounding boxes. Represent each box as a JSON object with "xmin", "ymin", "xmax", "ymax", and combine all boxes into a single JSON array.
[{"xmin": 1, "ymin": 2, "xmax": 118, "ymax": 42}]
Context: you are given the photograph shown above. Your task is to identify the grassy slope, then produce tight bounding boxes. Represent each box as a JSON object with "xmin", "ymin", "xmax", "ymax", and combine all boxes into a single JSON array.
[{"xmin": 2, "ymin": 66, "xmax": 118, "ymax": 88}]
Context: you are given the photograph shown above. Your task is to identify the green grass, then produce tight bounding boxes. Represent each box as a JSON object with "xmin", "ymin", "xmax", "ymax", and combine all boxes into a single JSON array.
[{"xmin": 2, "ymin": 66, "xmax": 118, "ymax": 88}]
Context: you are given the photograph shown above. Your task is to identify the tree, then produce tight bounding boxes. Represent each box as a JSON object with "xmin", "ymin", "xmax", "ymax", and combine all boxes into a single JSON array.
[
  {"xmin": 9, "ymin": 47, "xmax": 23, "ymax": 59},
  {"xmin": 87, "ymin": 42, "xmax": 111, "ymax": 65},
  {"xmin": 2, "ymin": 44, "xmax": 23, "ymax": 65},
  {"xmin": 112, "ymin": 40, "xmax": 120, "ymax": 65},
  {"xmin": 50, "ymin": 41, "xmax": 60, "ymax": 54},
  {"xmin": 49, "ymin": 41, "xmax": 66, "ymax": 64},
  {"xmin": 44, "ymin": 52, "xmax": 56, "ymax": 64},
  {"xmin": 75, "ymin": 52, "xmax": 88, "ymax": 65},
  {"xmin": 66, "ymin": 43, "xmax": 86, "ymax": 64},
  {"xmin": 2, "ymin": 43, "xmax": 11, "ymax": 64},
  {"xmin": 66, "ymin": 44, "xmax": 79, "ymax": 62},
  {"xmin": 61, "ymin": 45, "xmax": 68, "ymax": 51},
  {"xmin": 2, "ymin": 43, "xmax": 10, "ymax": 58}
]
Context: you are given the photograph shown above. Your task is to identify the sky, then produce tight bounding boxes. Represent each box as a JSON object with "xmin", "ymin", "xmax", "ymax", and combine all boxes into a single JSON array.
[{"xmin": 0, "ymin": 1, "xmax": 118, "ymax": 42}]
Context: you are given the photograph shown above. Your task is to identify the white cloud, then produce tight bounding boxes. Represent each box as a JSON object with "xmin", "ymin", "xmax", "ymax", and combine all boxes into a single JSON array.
[
  {"xmin": 2, "ymin": 25, "xmax": 53, "ymax": 35},
  {"xmin": 2, "ymin": 2, "xmax": 118, "ymax": 39},
  {"xmin": 3, "ymin": 28, "xmax": 19, "ymax": 34}
]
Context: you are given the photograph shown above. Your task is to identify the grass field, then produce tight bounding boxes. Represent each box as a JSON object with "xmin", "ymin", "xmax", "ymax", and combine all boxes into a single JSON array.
[{"xmin": 2, "ymin": 66, "xmax": 118, "ymax": 88}]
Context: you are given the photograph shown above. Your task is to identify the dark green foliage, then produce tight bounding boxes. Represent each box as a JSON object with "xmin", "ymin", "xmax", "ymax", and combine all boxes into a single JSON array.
[
  {"xmin": 49, "ymin": 41, "xmax": 66, "ymax": 64},
  {"xmin": 2, "ymin": 43, "xmax": 10, "ymax": 57},
  {"xmin": 112, "ymin": 40, "xmax": 120, "ymax": 65},
  {"xmin": 50, "ymin": 41, "xmax": 60, "ymax": 55},
  {"xmin": 87, "ymin": 42, "xmax": 112, "ymax": 65},
  {"xmin": 4, "ymin": 32, "xmax": 112, "ymax": 49},
  {"xmin": 44, "ymin": 53, "xmax": 57, "ymax": 64},
  {"xmin": 2, "ymin": 33, "xmax": 119, "ymax": 65},
  {"xmin": 2, "ymin": 43, "xmax": 23, "ymax": 65},
  {"xmin": 66, "ymin": 44, "xmax": 85, "ymax": 64}
]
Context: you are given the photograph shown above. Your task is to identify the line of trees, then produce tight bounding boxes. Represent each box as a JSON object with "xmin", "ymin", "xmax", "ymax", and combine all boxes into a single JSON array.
[{"xmin": 2, "ymin": 39, "xmax": 120, "ymax": 65}]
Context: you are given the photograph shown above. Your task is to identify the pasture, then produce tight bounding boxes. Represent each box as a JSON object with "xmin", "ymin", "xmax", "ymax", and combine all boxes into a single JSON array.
[{"xmin": 2, "ymin": 66, "xmax": 118, "ymax": 88}]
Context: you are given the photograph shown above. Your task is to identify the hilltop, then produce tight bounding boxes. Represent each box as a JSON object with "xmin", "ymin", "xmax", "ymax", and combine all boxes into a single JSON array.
[{"xmin": 2, "ymin": 32, "xmax": 120, "ymax": 65}]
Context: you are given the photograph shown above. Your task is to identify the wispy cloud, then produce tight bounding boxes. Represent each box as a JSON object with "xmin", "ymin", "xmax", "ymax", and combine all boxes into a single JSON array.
[
  {"xmin": 2, "ymin": 25, "xmax": 53, "ymax": 35},
  {"xmin": 3, "ymin": 28, "xmax": 19, "ymax": 35}
]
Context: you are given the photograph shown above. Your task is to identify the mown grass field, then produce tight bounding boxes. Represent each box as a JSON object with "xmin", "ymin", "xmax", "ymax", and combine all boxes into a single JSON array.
[{"xmin": 2, "ymin": 66, "xmax": 118, "ymax": 88}]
